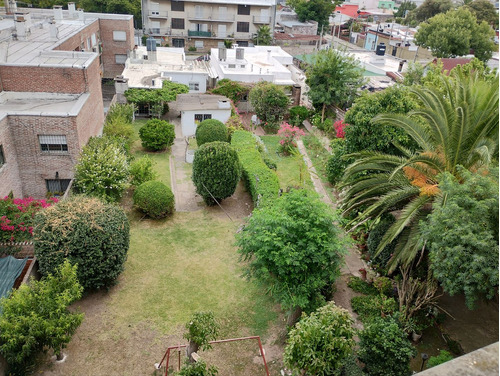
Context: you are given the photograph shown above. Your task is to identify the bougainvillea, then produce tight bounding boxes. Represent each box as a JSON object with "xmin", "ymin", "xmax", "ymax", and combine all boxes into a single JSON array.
[
  {"xmin": 333, "ymin": 120, "xmax": 347, "ymax": 139},
  {"xmin": 0, "ymin": 196, "xmax": 58, "ymax": 243},
  {"xmin": 278, "ymin": 122, "xmax": 305, "ymax": 155}
]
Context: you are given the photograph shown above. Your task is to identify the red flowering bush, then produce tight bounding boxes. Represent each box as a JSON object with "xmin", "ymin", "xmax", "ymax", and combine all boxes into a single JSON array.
[
  {"xmin": 0, "ymin": 196, "xmax": 58, "ymax": 243},
  {"xmin": 334, "ymin": 120, "xmax": 347, "ymax": 139},
  {"xmin": 278, "ymin": 122, "xmax": 305, "ymax": 155}
]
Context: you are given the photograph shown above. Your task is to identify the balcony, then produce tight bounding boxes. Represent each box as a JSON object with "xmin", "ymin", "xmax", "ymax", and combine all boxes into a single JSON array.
[
  {"xmin": 146, "ymin": 28, "xmax": 171, "ymax": 36},
  {"xmin": 253, "ymin": 15, "xmax": 271, "ymax": 24},
  {"xmin": 148, "ymin": 10, "xmax": 168, "ymax": 19},
  {"xmin": 187, "ymin": 13, "xmax": 235, "ymax": 22},
  {"xmin": 188, "ymin": 30, "xmax": 212, "ymax": 37}
]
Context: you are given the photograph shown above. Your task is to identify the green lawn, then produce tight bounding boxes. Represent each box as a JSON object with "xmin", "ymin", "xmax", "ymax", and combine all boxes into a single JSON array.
[{"xmin": 261, "ymin": 135, "xmax": 313, "ymax": 190}]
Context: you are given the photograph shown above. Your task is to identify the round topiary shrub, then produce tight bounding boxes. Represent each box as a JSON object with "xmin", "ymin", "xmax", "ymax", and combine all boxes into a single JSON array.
[
  {"xmin": 133, "ymin": 180, "xmax": 175, "ymax": 218},
  {"xmin": 192, "ymin": 141, "xmax": 242, "ymax": 206},
  {"xmin": 195, "ymin": 119, "xmax": 228, "ymax": 147},
  {"xmin": 139, "ymin": 119, "xmax": 175, "ymax": 151},
  {"xmin": 33, "ymin": 196, "xmax": 130, "ymax": 291}
]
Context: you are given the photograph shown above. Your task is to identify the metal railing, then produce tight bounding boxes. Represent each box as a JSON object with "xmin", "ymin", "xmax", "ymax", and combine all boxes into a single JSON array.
[{"xmin": 187, "ymin": 30, "xmax": 212, "ymax": 37}]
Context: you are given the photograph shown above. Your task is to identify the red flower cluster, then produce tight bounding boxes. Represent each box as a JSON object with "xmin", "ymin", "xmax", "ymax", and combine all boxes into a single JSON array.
[
  {"xmin": 334, "ymin": 120, "xmax": 348, "ymax": 139},
  {"xmin": 278, "ymin": 122, "xmax": 305, "ymax": 154},
  {"xmin": 0, "ymin": 196, "xmax": 58, "ymax": 242}
]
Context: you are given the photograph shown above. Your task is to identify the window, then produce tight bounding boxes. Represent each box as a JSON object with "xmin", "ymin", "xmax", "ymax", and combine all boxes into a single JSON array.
[
  {"xmin": 151, "ymin": 2, "xmax": 160, "ymax": 14},
  {"xmin": 115, "ymin": 54, "xmax": 127, "ymax": 64},
  {"xmin": 46, "ymin": 179, "xmax": 71, "ymax": 195},
  {"xmin": 171, "ymin": 0, "xmax": 184, "ymax": 11},
  {"xmin": 194, "ymin": 40, "xmax": 204, "ymax": 48},
  {"xmin": 237, "ymin": 22, "xmax": 249, "ymax": 33},
  {"xmin": 0, "ymin": 145, "xmax": 5, "ymax": 167},
  {"xmin": 240, "ymin": 64, "xmax": 246, "ymax": 68},
  {"xmin": 228, "ymin": 64, "xmax": 236, "ymax": 68},
  {"xmin": 217, "ymin": 41, "xmax": 225, "ymax": 48},
  {"xmin": 112, "ymin": 30, "xmax": 127, "ymax": 41},
  {"xmin": 238, "ymin": 4, "xmax": 250, "ymax": 15},
  {"xmin": 87, "ymin": 37, "xmax": 91, "ymax": 49},
  {"xmin": 39, "ymin": 135, "xmax": 68, "ymax": 153},
  {"xmin": 195, "ymin": 114, "xmax": 212, "ymax": 122},
  {"xmin": 172, "ymin": 38, "xmax": 185, "ymax": 47},
  {"xmin": 172, "ymin": 18, "xmax": 185, "ymax": 29},
  {"xmin": 189, "ymin": 82, "xmax": 199, "ymax": 91},
  {"xmin": 91, "ymin": 33, "xmax": 97, "ymax": 46},
  {"xmin": 236, "ymin": 40, "xmax": 249, "ymax": 47}
]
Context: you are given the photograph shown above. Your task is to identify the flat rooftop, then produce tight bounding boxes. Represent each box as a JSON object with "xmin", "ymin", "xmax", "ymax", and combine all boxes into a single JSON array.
[
  {"xmin": 176, "ymin": 94, "xmax": 231, "ymax": 111},
  {"xmin": 0, "ymin": 91, "xmax": 90, "ymax": 120}
]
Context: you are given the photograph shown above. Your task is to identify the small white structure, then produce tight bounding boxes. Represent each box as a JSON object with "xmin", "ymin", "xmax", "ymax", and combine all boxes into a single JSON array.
[
  {"xmin": 176, "ymin": 94, "xmax": 231, "ymax": 137},
  {"xmin": 210, "ymin": 46, "xmax": 295, "ymax": 86}
]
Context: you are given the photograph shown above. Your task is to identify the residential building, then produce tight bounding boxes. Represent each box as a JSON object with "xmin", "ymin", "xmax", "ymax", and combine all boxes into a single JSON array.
[
  {"xmin": 141, "ymin": 0, "xmax": 276, "ymax": 51},
  {"xmin": 0, "ymin": 6, "xmax": 134, "ymax": 198}
]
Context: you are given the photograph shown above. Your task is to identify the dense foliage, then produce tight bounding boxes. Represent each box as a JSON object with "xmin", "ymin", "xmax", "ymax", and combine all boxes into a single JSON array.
[
  {"xmin": 195, "ymin": 119, "xmax": 228, "ymax": 146},
  {"xmin": 366, "ymin": 214, "xmax": 397, "ymax": 272},
  {"xmin": 413, "ymin": 0, "xmax": 452, "ymax": 21},
  {"xmin": 284, "ymin": 302, "xmax": 355, "ymax": 376},
  {"xmin": 192, "ymin": 142, "xmax": 242, "ymax": 205},
  {"xmin": 343, "ymin": 86, "xmax": 417, "ymax": 155},
  {"xmin": 427, "ymin": 350, "xmax": 454, "ymax": 368},
  {"xmin": 288, "ymin": 106, "xmax": 309, "ymax": 127},
  {"xmin": 415, "ymin": 8, "xmax": 496, "ymax": 62},
  {"xmin": 133, "ymin": 181, "xmax": 175, "ymax": 219},
  {"xmin": 288, "ymin": 0, "xmax": 337, "ymax": 31},
  {"xmin": 175, "ymin": 360, "xmax": 218, "ymax": 376},
  {"xmin": 139, "ymin": 119, "xmax": 175, "ymax": 151},
  {"xmin": 129, "ymin": 155, "xmax": 158, "ymax": 186},
  {"xmin": 210, "ymin": 79, "xmax": 250, "ymax": 103},
  {"xmin": 125, "ymin": 81, "xmax": 188, "ymax": 117},
  {"xmin": 358, "ymin": 316, "xmax": 416, "ymax": 376},
  {"xmin": 249, "ymin": 82, "xmax": 290, "ymax": 130},
  {"xmin": 73, "ymin": 136, "xmax": 129, "ymax": 203},
  {"xmin": 423, "ymin": 169, "xmax": 499, "ymax": 309},
  {"xmin": 0, "ymin": 261, "xmax": 83, "ymax": 375},
  {"xmin": 278, "ymin": 122, "xmax": 305, "ymax": 155},
  {"xmin": 253, "ymin": 25, "xmax": 273, "ymax": 45},
  {"xmin": 184, "ymin": 311, "xmax": 219, "ymax": 351},
  {"xmin": 80, "ymin": 0, "xmax": 142, "ymax": 28},
  {"xmin": 306, "ymin": 49, "xmax": 364, "ymax": 121},
  {"xmin": 0, "ymin": 196, "xmax": 58, "ymax": 243},
  {"xmin": 103, "ymin": 103, "xmax": 135, "ymax": 150},
  {"xmin": 465, "ymin": 0, "xmax": 499, "ymax": 27},
  {"xmin": 230, "ymin": 131, "xmax": 280, "ymax": 206},
  {"xmin": 34, "ymin": 196, "xmax": 130, "ymax": 290},
  {"xmin": 326, "ymin": 139, "xmax": 347, "ymax": 185},
  {"xmin": 236, "ymin": 189, "xmax": 345, "ymax": 313}
]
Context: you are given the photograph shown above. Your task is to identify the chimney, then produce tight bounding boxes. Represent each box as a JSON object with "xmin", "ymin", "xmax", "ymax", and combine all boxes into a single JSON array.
[
  {"xmin": 14, "ymin": 12, "xmax": 30, "ymax": 40},
  {"xmin": 68, "ymin": 2, "xmax": 76, "ymax": 18},
  {"xmin": 53, "ymin": 5, "xmax": 63, "ymax": 21},
  {"xmin": 49, "ymin": 20, "xmax": 59, "ymax": 40},
  {"xmin": 5, "ymin": 0, "xmax": 17, "ymax": 14},
  {"xmin": 114, "ymin": 76, "xmax": 130, "ymax": 104},
  {"xmin": 146, "ymin": 37, "xmax": 157, "ymax": 62},
  {"xmin": 77, "ymin": 9, "xmax": 85, "ymax": 21}
]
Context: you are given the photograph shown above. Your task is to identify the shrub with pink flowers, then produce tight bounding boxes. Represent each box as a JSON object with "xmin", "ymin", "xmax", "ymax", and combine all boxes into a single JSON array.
[
  {"xmin": 0, "ymin": 196, "xmax": 58, "ymax": 243},
  {"xmin": 278, "ymin": 122, "xmax": 305, "ymax": 155},
  {"xmin": 334, "ymin": 120, "xmax": 347, "ymax": 139}
]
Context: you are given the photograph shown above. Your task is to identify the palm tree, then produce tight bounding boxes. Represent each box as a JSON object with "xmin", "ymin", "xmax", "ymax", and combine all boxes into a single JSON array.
[{"xmin": 341, "ymin": 73, "xmax": 499, "ymax": 272}]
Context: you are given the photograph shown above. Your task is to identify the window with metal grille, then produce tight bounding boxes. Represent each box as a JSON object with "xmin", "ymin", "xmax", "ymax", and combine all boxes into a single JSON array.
[
  {"xmin": 237, "ymin": 5, "xmax": 250, "ymax": 15},
  {"xmin": 189, "ymin": 82, "xmax": 200, "ymax": 91},
  {"xmin": 237, "ymin": 22, "xmax": 249, "ymax": 33},
  {"xmin": 39, "ymin": 135, "xmax": 68, "ymax": 153},
  {"xmin": 171, "ymin": 0, "xmax": 184, "ymax": 11},
  {"xmin": 0, "ymin": 145, "xmax": 5, "ymax": 167},
  {"xmin": 195, "ymin": 114, "xmax": 212, "ymax": 122},
  {"xmin": 46, "ymin": 179, "xmax": 71, "ymax": 195},
  {"xmin": 171, "ymin": 18, "xmax": 185, "ymax": 29},
  {"xmin": 172, "ymin": 38, "xmax": 185, "ymax": 47}
]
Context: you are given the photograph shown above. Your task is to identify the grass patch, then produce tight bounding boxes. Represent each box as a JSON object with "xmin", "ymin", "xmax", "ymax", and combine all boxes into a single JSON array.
[
  {"xmin": 261, "ymin": 135, "xmax": 313, "ymax": 190},
  {"xmin": 302, "ymin": 135, "xmax": 331, "ymax": 184}
]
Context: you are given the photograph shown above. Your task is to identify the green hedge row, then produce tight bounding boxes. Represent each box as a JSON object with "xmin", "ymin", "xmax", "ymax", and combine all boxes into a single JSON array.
[{"xmin": 231, "ymin": 130, "xmax": 280, "ymax": 206}]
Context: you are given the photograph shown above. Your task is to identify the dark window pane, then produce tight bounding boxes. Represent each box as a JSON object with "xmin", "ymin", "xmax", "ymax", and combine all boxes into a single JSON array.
[
  {"xmin": 171, "ymin": 1, "xmax": 184, "ymax": 11},
  {"xmin": 238, "ymin": 4, "xmax": 250, "ymax": 15},
  {"xmin": 172, "ymin": 18, "xmax": 185, "ymax": 29},
  {"xmin": 0, "ymin": 145, "xmax": 5, "ymax": 166},
  {"xmin": 237, "ymin": 22, "xmax": 249, "ymax": 33},
  {"xmin": 203, "ymin": 114, "xmax": 212, "ymax": 120}
]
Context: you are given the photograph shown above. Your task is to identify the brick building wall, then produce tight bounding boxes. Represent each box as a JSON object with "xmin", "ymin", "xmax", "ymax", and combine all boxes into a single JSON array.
[
  {"xmin": 54, "ymin": 19, "xmax": 100, "ymax": 52},
  {"xmin": 98, "ymin": 17, "xmax": 135, "ymax": 78},
  {"xmin": 0, "ymin": 116, "xmax": 23, "ymax": 198}
]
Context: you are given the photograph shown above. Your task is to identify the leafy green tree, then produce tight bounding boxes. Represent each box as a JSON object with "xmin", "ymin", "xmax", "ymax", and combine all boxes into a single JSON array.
[
  {"xmin": 358, "ymin": 316, "xmax": 416, "ymax": 376},
  {"xmin": 289, "ymin": 0, "xmax": 338, "ymax": 31},
  {"xmin": 236, "ymin": 189, "xmax": 345, "ymax": 323},
  {"xmin": 210, "ymin": 79, "xmax": 250, "ymax": 102},
  {"xmin": 192, "ymin": 142, "xmax": 242, "ymax": 205},
  {"xmin": 415, "ymin": 8, "xmax": 496, "ymax": 62},
  {"xmin": 341, "ymin": 73, "xmax": 499, "ymax": 272},
  {"xmin": 253, "ymin": 25, "xmax": 273, "ymax": 45},
  {"xmin": 184, "ymin": 312, "xmax": 219, "ymax": 362},
  {"xmin": 248, "ymin": 82, "xmax": 290, "ymax": 131},
  {"xmin": 423, "ymin": 168, "xmax": 499, "ymax": 309},
  {"xmin": 284, "ymin": 302, "xmax": 355, "ymax": 376},
  {"xmin": 306, "ymin": 49, "xmax": 364, "ymax": 122},
  {"xmin": 343, "ymin": 86, "xmax": 417, "ymax": 155},
  {"xmin": 413, "ymin": 0, "xmax": 453, "ymax": 21},
  {"xmin": 129, "ymin": 155, "xmax": 158, "ymax": 186},
  {"xmin": 0, "ymin": 261, "xmax": 83, "ymax": 374},
  {"xmin": 175, "ymin": 360, "xmax": 218, "ymax": 376},
  {"xmin": 73, "ymin": 136, "xmax": 129, "ymax": 202},
  {"xmin": 80, "ymin": 0, "xmax": 142, "ymax": 28},
  {"xmin": 395, "ymin": 1, "xmax": 417, "ymax": 17},
  {"xmin": 464, "ymin": 0, "xmax": 499, "ymax": 27},
  {"xmin": 139, "ymin": 119, "xmax": 175, "ymax": 151}
]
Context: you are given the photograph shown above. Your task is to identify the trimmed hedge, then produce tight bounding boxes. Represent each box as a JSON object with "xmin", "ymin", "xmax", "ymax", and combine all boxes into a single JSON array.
[
  {"xmin": 231, "ymin": 130, "xmax": 280, "ymax": 206},
  {"xmin": 133, "ymin": 181, "xmax": 175, "ymax": 218},
  {"xmin": 195, "ymin": 119, "xmax": 228, "ymax": 147},
  {"xmin": 33, "ymin": 196, "xmax": 130, "ymax": 291},
  {"xmin": 139, "ymin": 119, "xmax": 175, "ymax": 151}
]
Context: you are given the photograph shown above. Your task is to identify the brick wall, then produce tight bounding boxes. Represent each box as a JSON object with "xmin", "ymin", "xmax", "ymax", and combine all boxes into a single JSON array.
[
  {"xmin": 0, "ymin": 116, "xmax": 23, "ymax": 198},
  {"xmin": 98, "ymin": 17, "xmax": 135, "ymax": 78},
  {"xmin": 54, "ymin": 19, "xmax": 100, "ymax": 52}
]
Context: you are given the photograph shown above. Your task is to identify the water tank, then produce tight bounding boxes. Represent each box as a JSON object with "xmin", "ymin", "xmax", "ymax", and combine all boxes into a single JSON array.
[
  {"xmin": 146, "ymin": 37, "xmax": 157, "ymax": 51},
  {"xmin": 218, "ymin": 47, "xmax": 227, "ymax": 61},
  {"xmin": 236, "ymin": 47, "xmax": 244, "ymax": 60},
  {"xmin": 375, "ymin": 42, "xmax": 386, "ymax": 56}
]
